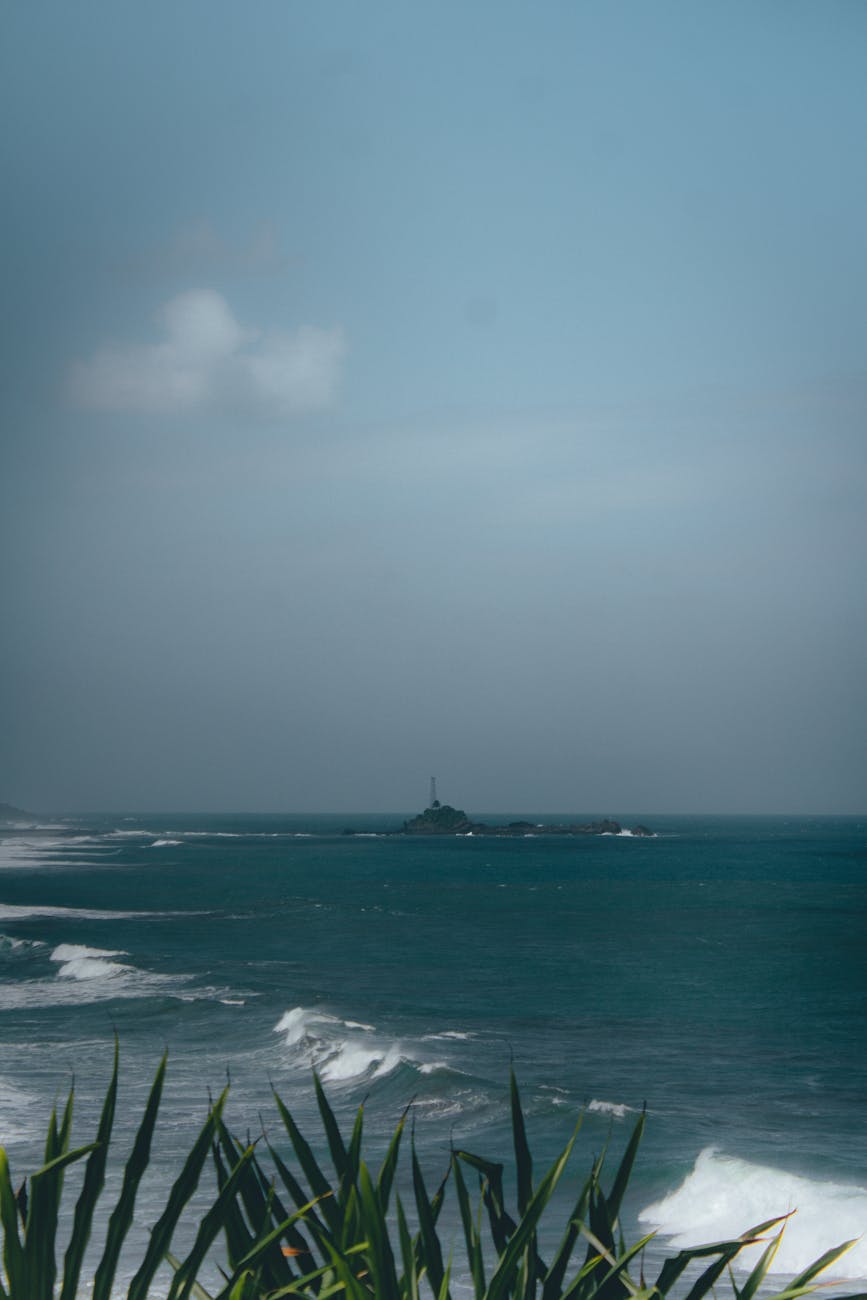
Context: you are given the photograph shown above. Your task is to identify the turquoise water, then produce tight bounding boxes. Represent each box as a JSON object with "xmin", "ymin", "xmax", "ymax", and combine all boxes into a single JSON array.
[{"xmin": 1, "ymin": 813, "xmax": 866, "ymax": 1291}]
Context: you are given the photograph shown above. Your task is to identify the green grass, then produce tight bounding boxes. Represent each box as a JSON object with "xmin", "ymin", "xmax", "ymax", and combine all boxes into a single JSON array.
[{"xmin": 0, "ymin": 1049, "xmax": 859, "ymax": 1300}]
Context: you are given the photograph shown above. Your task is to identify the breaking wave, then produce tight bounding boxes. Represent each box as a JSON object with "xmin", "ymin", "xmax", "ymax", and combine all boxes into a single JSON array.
[
  {"xmin": 274, "ymin": 1007, "xmax": 404, "ymax": 1083},
  {"xmin": 587, "ymin": 1099, "xmax": 636, "ymax": 1118},
  {"xmin": 274, "ymin": 1006, "xmax": 438, "ymax": 1085},
  {"xmin": 640, "ymin": 1148, "xmax": 867, "ymax": 1279},
  {"xmin": 50, "ymin": 943, "xmax": 130, "ymax": 980},
  {"xmin": 0, "ymin": 943, "xmax": 191, "ymax": 1010}
]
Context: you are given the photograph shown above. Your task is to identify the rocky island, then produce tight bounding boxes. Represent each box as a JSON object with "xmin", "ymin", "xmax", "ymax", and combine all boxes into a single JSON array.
[{"xmin": 400, "ymin": 801, "xmax": 655, "ymax": 838}]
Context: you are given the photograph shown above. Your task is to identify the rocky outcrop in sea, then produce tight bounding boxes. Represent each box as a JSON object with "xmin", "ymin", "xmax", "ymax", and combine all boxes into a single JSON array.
[{"xmin": 400, "ymin": 803, "xmax": 655, "ymax": 837}]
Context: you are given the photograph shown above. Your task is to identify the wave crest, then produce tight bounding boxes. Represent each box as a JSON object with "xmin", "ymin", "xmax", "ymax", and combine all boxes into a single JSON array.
[
  {"xmin": 50, "ymin": 944, "xmax": 129, "ymax": 981},
  {"xmin": 587, "ymin": 1099, "xmax": 635, "ymax": 1118},
  {"xmin": 640, "ymin": 1148, "xmax": 867, "ymax": 1278},
  {"xmin": 274, "ymin": 1006, "xmax": 420, "ymax": 1084}
]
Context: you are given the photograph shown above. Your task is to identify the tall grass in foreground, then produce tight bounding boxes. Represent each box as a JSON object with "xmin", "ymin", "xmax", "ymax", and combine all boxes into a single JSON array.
[{"xmin": 0, "ymin": 1050, "xmax": 859, "ymax": 1300}]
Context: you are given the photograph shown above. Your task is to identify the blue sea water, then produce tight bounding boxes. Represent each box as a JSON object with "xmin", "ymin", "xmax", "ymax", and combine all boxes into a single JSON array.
[{"xmin": 1, "ymin": 812, "xmax": 866, "ymax": 1294}]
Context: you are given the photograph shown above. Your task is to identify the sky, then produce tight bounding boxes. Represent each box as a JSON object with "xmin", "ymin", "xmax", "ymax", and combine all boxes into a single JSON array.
[{"xmin": 2, "ymin": 1, "xmax": 866, "ymax": 814}]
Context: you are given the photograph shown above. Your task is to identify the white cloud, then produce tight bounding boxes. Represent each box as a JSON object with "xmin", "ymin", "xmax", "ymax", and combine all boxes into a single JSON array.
[{"xmin": 68, "ymin": 290, "xmax": 345, "ymax": 418}]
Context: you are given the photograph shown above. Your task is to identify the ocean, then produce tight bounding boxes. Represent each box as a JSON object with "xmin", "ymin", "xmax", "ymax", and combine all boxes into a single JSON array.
[{"xmin": 1, "ymin": 812, "xmax": 866, "ymax": 1295}]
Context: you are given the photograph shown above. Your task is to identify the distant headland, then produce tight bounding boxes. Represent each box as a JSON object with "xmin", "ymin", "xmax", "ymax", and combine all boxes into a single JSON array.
[{"xmin": 0, "ymin": 802, "xmax": 33, "ymax": 823}]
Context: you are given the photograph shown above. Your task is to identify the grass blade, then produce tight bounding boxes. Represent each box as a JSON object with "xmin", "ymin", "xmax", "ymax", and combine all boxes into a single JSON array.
[
  {"xmin": 452, "ymin": 1152, "xmax": 485, "ymax": 1300},
  {"xmin": 27, "ymin": 1142, "xmax": 98, "ymax": 1300},
  {"xmin": 273, "ymin": 1089, "xmax": 342, "ymax": 1235},
  {"xmin": 737, "ymin": 1227, "xmax": 786, "ymax": 1300},
  {"xmin": 60, "ymin": 1042, "xmax": 119, "ymax": 1300},
  {"xmin": 230, "ymin": 1192, "xmax": 335, "ymax": 1277},
  {"xmin": 126, "ymin": 1087, "xmax": 228, "ymax": 1300},
  {"xmin": 437, "ymin": 1254, "xmax": 453, "ymax": 1300},
  {"xmin": 606, "ymin": 1109, "xmax": 644, "ymax": 1228},
  {"xmin": 542, "ymin": 1164, "xmax": 597, "ymax": 1300},
  {"xmin": 358, "ymin": 1160, "xmax": 400, "ymax": 1300},
  {"xmin": 265, "ymin": 1138, "xmax": 327, "ymax": 1260},
  {"xmin": 681, "ymin": 1247, "xmax": 747, "ymax": 1300},
  {"xmin": 347, "ymin": 1104, "xmax": 364, "ymax": 1186},
  {"xmin": 211, "ymin": 1138, "xmax": 258, "ymax": 1275},
  {"xmin": 510, "ymin": 1069, "xmax": 534, "ymax": 1216},
  {"xmin": 168, "ymin": 1142, "xmax": 257, "ymax": 1300},
  {"xmin": 92, "ymin": 1050, "xmax": 168, "ymax": 1300},
  {"xmin": 216, "ymin": 1123, "xmax": 299, "ymax": 1288},
  {"xmin": 0, "ymin": 1148, "xmax": 26, "ymax": 1294},
  {"xmin": 165, "ymin": 1251, "xmax": 215, "ymax": 1300},
  {"xmin": 788, "ymin": 1238, "xmax": 859, "ymax": 1290},
  {"xmin": 587, "ymin": 1227, "xmax": 656, "ymax": 1298},
  {"xmin": 396, "ymin": 1194, "xmax": 419, "ymax": 1300},
  {"xmin": 314, "ymin": 1074, "xmax": 348, "ymax": 1183},
  {"xmin": 486, "ymin": 1131, "xmax": 577, "ymax": 1300},
  {"xmin": 412, "ymin": 1140, "xmax": 448, "ymax": 1298},
  {"xmin": 456, "ymin": 1151, "xmax": 517, "ymax": 1256},
  {"xmin": 27, "ymin": 1089, "xmax": 69, "ymax": 1300},
  {"xmin": 376, "ymin": 1107, "xmax": 408, "ymax": 1212},
  {"xmin": 653, "ymin": 1216, "xmax": 791, "ymax": 1297}
]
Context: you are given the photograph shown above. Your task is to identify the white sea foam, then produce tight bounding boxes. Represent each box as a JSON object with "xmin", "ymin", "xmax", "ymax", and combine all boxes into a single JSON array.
[
  {"xmin": 0, "ymin": 835, "xmax": 95, "ymax": 867},
  {"xmin": 0, "ymin": 942, "xmax": 186, "ymax": 1010},
  {"xmin": 0, "ymin": 903, "xmax": 160, "ymax": 921},
  {"xmin": 326, "ymin": 1042, "xmax": 402, "ymax": 1083},
  {"xmin": 182, "ymin": 831, "xmax": 245, "ymax": 838},
  {"xmin": 149, "ymin": 839, "xmax": 182, "ymax": 847},
  {"xmin": 50, "ymin": 943, "xmax": 128, "ymax": 980},
  {"xmin": 588, "ymin": 1099, "xmax": 635, "ymax": 1118},
  {"xmin": 274, "ymin": 1006, "xmax": 423, "ymax": 1084},
  {"xmin": 422, "ymin": 1030, "xmax": 474, "ymax": 1041},
  {"xmin": 640, "ymin": 1148, "xmax": 867, "ymax": 1278},
  {"xmin": 274, "ymin": 1006, "xmax": 339, "ymax": 1046}
]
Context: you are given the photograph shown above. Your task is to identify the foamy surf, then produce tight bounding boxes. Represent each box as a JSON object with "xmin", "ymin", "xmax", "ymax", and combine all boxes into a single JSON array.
[
  {"xmin": 50, "ymin": 943, "xmax": 129, "ymax": 980},
  {"xmin": 640, "ymin": 1148, "xmax": 867, "ymax": 1279},
  {"xmin": 0, "ymin": 943, "xmax": 189, "ymax": 1010},
  {"xmin": 422, "ymin": 1030, "xmax": 475, "ymax": 1041},
  {"xmin": 587, "ymin": 1098, "xmax": 636, "ymax": 1118},
  {"xmin": 0, "ymin": 834, "xmax": 115, "ymax": 868},
  {"xmin": 0, "ymin": 904, "xmax": 163, "ymax": 921},
  {"xmin": 274, "ymin": 1006, "xmax": 431, "ymax": 1084}
]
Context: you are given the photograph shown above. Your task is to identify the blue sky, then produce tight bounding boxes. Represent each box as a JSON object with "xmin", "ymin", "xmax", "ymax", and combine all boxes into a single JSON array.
[{"xmin": 2, "ymin": 2, "xmax": 866, "ymax": 812}]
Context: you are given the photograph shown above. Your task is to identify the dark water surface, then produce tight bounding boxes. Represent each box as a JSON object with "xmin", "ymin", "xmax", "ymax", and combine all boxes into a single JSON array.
[{"xmin": 1, "ymin": 813, "xmax": 866, "ymax": 1290}]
